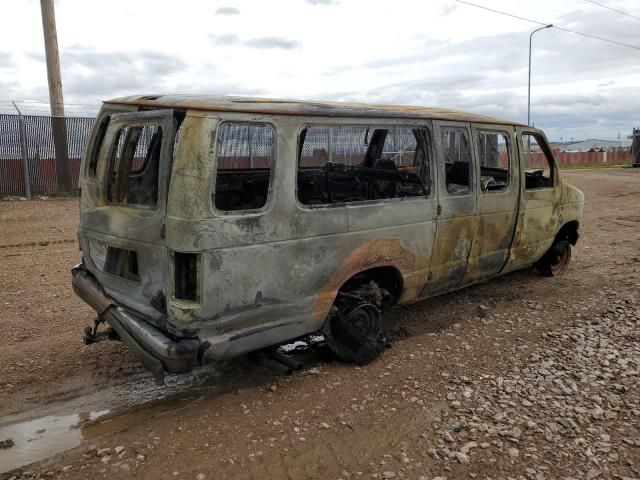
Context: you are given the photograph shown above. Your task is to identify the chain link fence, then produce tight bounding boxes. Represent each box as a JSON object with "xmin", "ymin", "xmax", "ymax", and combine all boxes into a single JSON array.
[
  {"xmin": 0, "ymin": 114, "xmax": 95, "ymax": 197},
  {"xmin": 1, "ymin": 111, "xmax": 637, "ymax": 197}
]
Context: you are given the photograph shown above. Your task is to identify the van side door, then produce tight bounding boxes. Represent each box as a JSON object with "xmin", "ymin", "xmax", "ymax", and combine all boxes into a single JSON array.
[
  {"xmin": 421, "ymin": 121, "xmax": 477, "ymax": 296},
  {"xmin": 462, "ymin": 124, "xmax": 519, "ymax": 284},
  {"xmin": 504, "ymin": 128, "xmax": 560, "ymax": 272}
]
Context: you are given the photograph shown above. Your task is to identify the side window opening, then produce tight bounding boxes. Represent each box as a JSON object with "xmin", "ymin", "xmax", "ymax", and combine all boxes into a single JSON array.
[
  {"xmin": 441, "ymin": 127, "xmax": 472, "ymax": 195},
  {"xmin": 477, "ymin": 131, "xmax": 510, "ymax": 192},
  {"xmin": 522, "ymin": 133, "xmax": 554, "ymax": 189},
  {"xmin": 105, "ymin": 124, "xmax": 162, "ymax": 206},
  {"xmin": 214, "ymin": 122, "xmax": 274, "ymax": 212},
  {"xmin": 297, "ymin": 126, "xmax": 430, "ymax": 206},
  {"xmin": 88, "ymin": 115, "xmax": 110, "ymax": 177}
]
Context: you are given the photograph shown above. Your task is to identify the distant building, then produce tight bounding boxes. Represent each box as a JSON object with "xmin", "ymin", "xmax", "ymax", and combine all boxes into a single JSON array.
[{"xmin": 553, "ymin": 139, "xmax": 632, "ymax": 152}]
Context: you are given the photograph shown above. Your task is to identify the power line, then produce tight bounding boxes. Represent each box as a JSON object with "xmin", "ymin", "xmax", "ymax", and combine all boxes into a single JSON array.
[
  {"xmin": 454, "ymin": 0, "xmax": 547, "ymax": 26},
  {"xmin": 583, "ymin": 0, "xmax": 640, "ymax": 22},
  {"xmin": 553, "ymin": 24, "xmax": 640, "ymax": 50},
  {"xmin": 454, "ymin": 0, "xmax": 640, "ymax": 51}
]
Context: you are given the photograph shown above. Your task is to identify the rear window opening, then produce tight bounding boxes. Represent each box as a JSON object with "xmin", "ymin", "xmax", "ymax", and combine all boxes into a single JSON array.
[
  {"xmin": 297, "ymin": 126, "xmax": 430, "ymax": 206},
  {"xmin": 214, "ymin": 122, "xmax": 274, "ymax": 212},
  {"xmin": 104, "ymin": 247, "xmax": 140, "ymax": 282},
  {"xmin": 105, "ymin": 124, "xmax": 163, "ymax": 206}
]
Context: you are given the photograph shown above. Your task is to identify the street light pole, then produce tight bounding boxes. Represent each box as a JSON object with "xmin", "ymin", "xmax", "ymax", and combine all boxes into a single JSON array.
[{"xmin": 528, "ymin": 24, "xmax": 553, "ymax": 126}]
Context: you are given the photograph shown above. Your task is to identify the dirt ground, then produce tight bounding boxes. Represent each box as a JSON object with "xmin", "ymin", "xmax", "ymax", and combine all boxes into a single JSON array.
[{"xmin": 0, "ymin": 168, "xmax": 639, "ymax": 480}]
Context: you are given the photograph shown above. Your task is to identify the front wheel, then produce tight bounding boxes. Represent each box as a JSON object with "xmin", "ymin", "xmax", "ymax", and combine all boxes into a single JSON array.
[{"xmin": 535, "ymin": 241, "xmax": 572, "ymax": 276}]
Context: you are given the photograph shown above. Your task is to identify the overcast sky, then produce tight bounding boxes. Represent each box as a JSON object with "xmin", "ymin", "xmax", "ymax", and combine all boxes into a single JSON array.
[{"xmin": 1, "ymin": 0, "xmax": 639, "ymax": 140}]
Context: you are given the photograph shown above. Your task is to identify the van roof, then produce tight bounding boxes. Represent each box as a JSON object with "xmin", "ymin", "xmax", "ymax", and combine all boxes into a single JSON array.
[{"xmin": 106, "ymin": 95, "xmax": 526, "ymax": 126}]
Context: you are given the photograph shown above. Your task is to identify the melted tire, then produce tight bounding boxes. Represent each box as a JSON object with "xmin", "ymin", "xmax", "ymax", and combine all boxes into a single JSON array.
[
  {"xmin": 323, "ymin": 303, "xmax": 386, "ymax": 364},
  {"xmin": 535, "ymin": 241, "xmax": 572, "ymax": 277}
]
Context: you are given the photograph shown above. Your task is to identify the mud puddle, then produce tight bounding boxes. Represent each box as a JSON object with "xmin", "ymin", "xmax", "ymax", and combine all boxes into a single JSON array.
[
  {"xmin": 0, "ymin": 410, "xmax": 108, "ymax": 473},
  {"xmin": 0, "ymin": 363, "xmax": 224, "ymax": 474},
  {"xmin": 0, "ymin": 338, "xmax": 328, "ymax": 474},
  {"xmin": 0, "ymin": 393, "xmax": 212, "ymax": 474}
]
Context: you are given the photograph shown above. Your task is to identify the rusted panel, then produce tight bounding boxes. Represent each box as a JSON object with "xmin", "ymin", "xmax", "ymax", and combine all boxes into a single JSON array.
[
  {"xmin": 421, "ymin": 216, "xmax": 476, "ymax": 296},
  {"xmin": 313, "ymin": 238, "xmax": 419, "ymax": 320}
]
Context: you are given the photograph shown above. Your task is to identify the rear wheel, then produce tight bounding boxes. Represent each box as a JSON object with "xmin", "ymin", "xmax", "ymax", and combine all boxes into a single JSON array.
[
  {"xmin": 323, "ymin": 297, "xmax": 386, "ymax": 364},
  {"xmin": 535, "ymin": 240, "xmax": 572, "ymax": 276}
]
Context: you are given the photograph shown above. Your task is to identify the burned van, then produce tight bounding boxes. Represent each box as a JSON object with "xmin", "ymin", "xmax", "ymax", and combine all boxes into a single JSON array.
[{"xmin": 72, "ymin": 95, "xmax": 584, "ymax": 380}]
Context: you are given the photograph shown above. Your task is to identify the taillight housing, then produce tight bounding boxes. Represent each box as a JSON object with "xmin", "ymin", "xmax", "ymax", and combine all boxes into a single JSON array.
[{"xmin": 174, "ymin": 252, "xmax": 198, "ymax": 301}]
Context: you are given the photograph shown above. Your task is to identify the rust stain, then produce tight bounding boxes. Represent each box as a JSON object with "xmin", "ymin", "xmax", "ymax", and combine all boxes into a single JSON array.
[{"xmin": 312, "ymin": 238, "xmax": 417, "ymax": 320}]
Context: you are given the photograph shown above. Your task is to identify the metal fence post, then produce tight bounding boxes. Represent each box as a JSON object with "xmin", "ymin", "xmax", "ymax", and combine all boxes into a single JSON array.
[{"xmin": 12, "ymin": 101, "xmax": 31, "ymax": 199}]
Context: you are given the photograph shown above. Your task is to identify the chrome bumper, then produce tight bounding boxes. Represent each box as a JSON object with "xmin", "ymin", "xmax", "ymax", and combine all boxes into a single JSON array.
[{"xmin": 71, "ymin": 264, "xmax": 199, "ymax": 381}]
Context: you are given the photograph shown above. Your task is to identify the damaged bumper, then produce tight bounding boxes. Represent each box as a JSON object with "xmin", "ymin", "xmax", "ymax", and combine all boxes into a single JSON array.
[{"xmin": 71, "ymin": 264, "xmax": 199, "ymax": 381}]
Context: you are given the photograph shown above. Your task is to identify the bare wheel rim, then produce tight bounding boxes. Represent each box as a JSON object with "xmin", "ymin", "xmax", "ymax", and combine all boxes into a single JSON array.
[
  {"xmin": 550, "ymin": 243, "xmax": 570, "ymax": 273},
  {"xmin": 347, "ymin": 304, "xmax": 381, "ymax": 338}
]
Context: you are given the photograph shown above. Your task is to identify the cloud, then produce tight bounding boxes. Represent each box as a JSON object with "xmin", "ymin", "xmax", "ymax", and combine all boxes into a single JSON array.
[
  {"xmin": 244, "ymin": 37, "xmax": 301, "ymax": 49},
  {"xmin": 316, "ymin": 6, "xmax": 640, "ymax": 140},
  {"xmin": 439, "ymin": 4, "xmax": 457, "ymax": 15},
  {"xmin": 171, "ymin": 81, "xmax": 265, "ymax": 97},
  {"xmin": 25, "ymin": 52, "xmax": 45, "ymax": 63},
  {"xmin": 0, "ymin": 52, "xmax": 14, "ymax": 69},
  {"xmin": 215, "ymin": 6, "xmax": 239, "ymax": 15},
  {"xmin": 306, "ymin": 0, "xmax": 339, "ymax": 4},
  {"xmin": 0, "ymin": 80, "xmax": 18, "ymax": 94},
  {"xmin": 208, "ymin": 33, "xmax": 241, "ymax": 46},
  {"xmin": 208, "ymin": 34, "xmax": 301, "ymax": 49},
  {"xmin": 61, "ymin": 46, "xmax": 187, "ymax": 99}
]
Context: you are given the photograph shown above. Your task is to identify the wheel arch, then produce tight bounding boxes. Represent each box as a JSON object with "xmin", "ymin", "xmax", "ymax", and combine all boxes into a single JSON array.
[
  {"xmin": 556, "ymin": 220, "xmax": 580, "ymax": 245},
  {"xmin": 337, "ymin": 265, "xmax": 405, "ymax": 307}
]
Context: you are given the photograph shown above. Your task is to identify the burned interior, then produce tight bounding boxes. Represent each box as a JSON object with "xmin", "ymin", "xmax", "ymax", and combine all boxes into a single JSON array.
[
  {"xmin": 523, "ymin": 132, "xmax": 555, "ymax": 189},
  {"xmin": 297, "ymin": 126, "xmax": 429, "ymax": 205},
  {"xmin": 477, "ymin": 130, "xmax": 511, "ymax": 192},
  {"xmin": 442, "ymin": 127, "xmax": 473, "ymax": 195}
]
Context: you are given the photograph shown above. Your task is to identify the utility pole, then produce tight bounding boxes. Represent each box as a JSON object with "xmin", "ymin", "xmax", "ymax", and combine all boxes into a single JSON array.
[
  {"xmin": 40, "ymin": 0, "xmax": 64, "ymax": 117},
  {"xmin": 40, "ymin": 0, "xmax": 71, "ymax": 191}
]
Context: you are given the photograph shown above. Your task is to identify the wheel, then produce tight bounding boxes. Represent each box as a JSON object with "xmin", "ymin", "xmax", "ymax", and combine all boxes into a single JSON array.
[
  {"xmin": 535, "ymin": 241, "xmax": 572, "ymax": 276},
  {"xmin": 322, "ymin": 301, "xmax": 386, "ymax": 364}
]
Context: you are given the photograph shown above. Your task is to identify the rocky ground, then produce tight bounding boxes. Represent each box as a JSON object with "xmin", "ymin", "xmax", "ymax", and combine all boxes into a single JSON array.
[{"xmin": 0, "ymin": 168, "xmax": 639, "ymax": 479}]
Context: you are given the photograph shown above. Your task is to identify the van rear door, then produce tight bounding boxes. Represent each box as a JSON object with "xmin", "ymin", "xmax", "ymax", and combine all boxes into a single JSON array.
[
  {"xmin": 79, "ymin": 110, "xmax": 178, "ymax": 326},
  {"xmin": 91, "ymin": 109, "xmax": 177, "ymax": 242}
]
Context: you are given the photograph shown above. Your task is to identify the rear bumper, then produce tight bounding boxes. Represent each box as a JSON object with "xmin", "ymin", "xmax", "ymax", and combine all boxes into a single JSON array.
[{"xmin": 71, "ymin": 264, "xmax": 199, "ymax": 381}]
